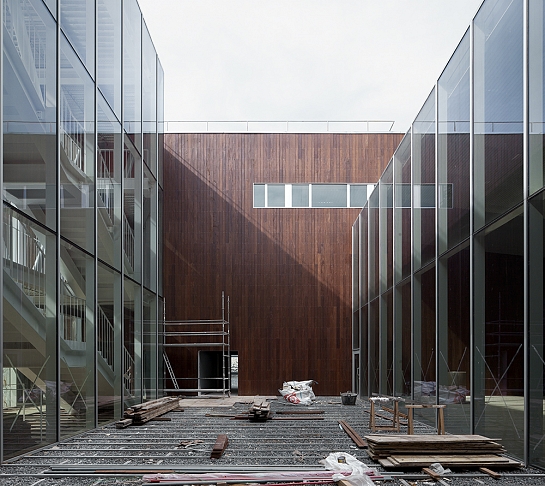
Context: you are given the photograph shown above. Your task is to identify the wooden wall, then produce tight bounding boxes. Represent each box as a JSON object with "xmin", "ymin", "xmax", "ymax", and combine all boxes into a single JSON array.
[{"xmin": 163, "ymin": 133, "xmax": 403, "ymax": 396}]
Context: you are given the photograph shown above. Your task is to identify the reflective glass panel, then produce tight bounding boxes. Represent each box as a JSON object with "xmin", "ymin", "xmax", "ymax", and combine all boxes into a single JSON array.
[
  {"xmin": 381, "ymin": 290, "xmax": 393, "ymax": 395},
  {"xmin": 394, "ymin": 133, "xmax": 411, "ymax": 283},
  {"xmin": 474, "ymin": 210, "xmax": 524, "ymax": 460},
  {"xmin": 43, "ymin": 0, "xmax": 56, "ymax": 17},
  {"xmin": 60, "ymin": 0, "xmax": 95, "ymax": 75},
  {"xmin": 97, "ymin": 262, "xmax": 122, "ymax": 425},
  {"xmin": 123, "ymin": 0, "xmax": 142, "ymax": 147},
  {"xmin": 60, "ymin": 36, "xmax": 95, "ymax": 253},
  {"xmin": 369, "ymin": 299, "xmax": 379, "ymax": 395},
  {"xmin": 292, "ymin": 184, "xmax": 309, "ymax": 207},
  {"xmin": 352, "ymin": 220, "xmax": 359, "ymax": 320},
  {"xmin": 312, "ymin": 184, "xmax": 347, "ymax": 207},
  {"xmin": 3, "ymin": 0, "xmax": 57, "ymax": 229},
  {"xmin": 359, "ymin": 304, "xmax": 368, "ymax": 397},
  {"xmin": 157, "ymin": 296, "xmax": 165, "ymax": 391},
  {"xmin": 142, "ymin": 23, "xmax": 157, "ymax": 175},
  {"xmin": 267, "ymin": 184, "xmax": 285, "ymax": 207},
  {"xmin": 3, "ymin": 207, "xmax": 57, "ymax": 458},
  {"xmin": 157, "ymin": 61, "xmax": 165, "ymax": 189},
  {"xmin": 413, "ymin": 90, "xmax": 436, "ymax": 271},
  {"xmin": 474, "ymin": 0, "xmax": 523, "ymax": 229},
  {"xmin": 529, "ymin": 191, "xmax": 545, "ymax": 468},
  {"xmin": 124, "ymin": 278, "xmax": 142, "ymax": 406},
  {"xmin": 413, "ymin": 265, "xmax": 436, "ymax": 428},
  {"xmin": 124, "ymin": 137, "xmax": 142, "ymax": 281},
  {"xmin": 350, "ymin": 185, "xmax": 368, "ymax": 208},
  {"xmin": 380, "ymin": 163, "xmax": 393, "ymax": 292},
  {"xmin": 143, "ymin": 289, "xmax": 157, "ymax": 400},
  {"xmin": 438, "ymin": 31, "xmax": 470, "ymax": 253},
  {"xmin": 158, "ymin": 189, "xmax": 163, "ymax": 297},
  {"xmin": 97, "ymin": 95, "xmax": 122, "ymax": 269},
  {"xmin": 529, "ymin": 0, "xmax": 545, "ymax": 194},
  {"xmin": 438, "ymin": 244, "xmax": 470, "ymax": 434},
  {"xmin": 143, "ymin": 164, "xmax": 157, "ymax": 291},
  {"xmin": 97, "ymin": 0, "xmax": 122, "ymax": 117},
  {"xmin": 368, "ymin": 188, "xmax": 379, "ymax": 300},
  {"xmin": 254, "ymin": 184, "xmax": 265, "ymax": 207},
  {"xmin": 394, "ymin": 279, "xmax": 411, "ymax": 397},
  {"xmin": 359, "ymin": 207, "xmax": 368, "ymax": 305},
  {"xmin": 59, "ymin": 241, "xmax": 95, "ymax": 438}
]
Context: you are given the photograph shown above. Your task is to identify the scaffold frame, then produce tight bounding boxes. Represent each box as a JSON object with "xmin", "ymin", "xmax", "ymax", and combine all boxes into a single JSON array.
[{"xmin": 161, "ymin": 292, "xmax": 231, "ymax": 397}]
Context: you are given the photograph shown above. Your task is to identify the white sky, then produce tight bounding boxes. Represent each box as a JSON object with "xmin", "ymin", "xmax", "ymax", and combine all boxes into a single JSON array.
[{"xmin": 137, "ymin": 0, "xmax": 484, "ymax": 133}]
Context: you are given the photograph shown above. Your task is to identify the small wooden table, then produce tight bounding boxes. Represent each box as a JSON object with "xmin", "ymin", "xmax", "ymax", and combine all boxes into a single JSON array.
[
  {"xmin": 368, "ymin": 396, "xmax": 402, "ymax": 432},
  {"xmin": 405, "ymin": 404, "xmax": 446, "ymax": 435}
]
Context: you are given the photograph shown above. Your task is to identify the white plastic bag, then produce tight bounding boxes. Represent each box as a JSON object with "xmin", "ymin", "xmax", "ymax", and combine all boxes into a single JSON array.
[
  {"xmin": 322, "ymin": 452, "xmax": 376, "ymax": 486},
  {"xmin": 279, "ymin": 380, "xmax": 316, "ymax": 405}
]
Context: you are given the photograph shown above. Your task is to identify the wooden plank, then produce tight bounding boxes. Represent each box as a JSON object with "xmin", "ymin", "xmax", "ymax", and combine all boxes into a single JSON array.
[
  {"xmin": 338, "ymin": 420, "xmax": 367, "ymax": 448},
  {"xmin": 115, "ymin": 418, "xmax": 133, "ymax": 429},
  {"xmin": 210, "ymin": 434, "xmax": 229, "ymax": 459},
  {"xmin": 391, "ymin": 455, "xmax": 510, "ymax": 465},
  {"xmin": 422, "ymin": 467, "xmax": 441, "ymax": 481},
  {"xmin": 479, "ymin": 467, "xmax": 502, "ymax": 479}
]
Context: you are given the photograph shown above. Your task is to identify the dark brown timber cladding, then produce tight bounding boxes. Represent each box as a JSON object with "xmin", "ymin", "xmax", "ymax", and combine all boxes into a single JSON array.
[{"xmin": 163, "ymin": 133, "xmax": 403, "ymax": 396}]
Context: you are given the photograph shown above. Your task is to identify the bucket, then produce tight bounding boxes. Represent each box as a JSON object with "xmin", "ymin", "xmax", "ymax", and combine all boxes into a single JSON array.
[{"xmin": 340, "ymin": 392, "xmax": 357, "ymax": 405}]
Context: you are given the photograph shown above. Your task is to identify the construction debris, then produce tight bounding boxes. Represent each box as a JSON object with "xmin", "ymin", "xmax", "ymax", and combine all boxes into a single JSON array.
[
  {"xmin": 117, "ymin": 397, "xmax": 180, "ymax": 428},
  {"xmin": 279, "ymin": 380, "xmax": 317, "ymax": 405},
  {"xmin": 210, "ymin": 434, "xmax": 229, "ymax": 459}
]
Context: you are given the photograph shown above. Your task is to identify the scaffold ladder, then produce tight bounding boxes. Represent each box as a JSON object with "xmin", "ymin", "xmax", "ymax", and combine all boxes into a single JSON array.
[{"xmin": 163, "ymin": 350, "xmax": 179, "ymax": 390}]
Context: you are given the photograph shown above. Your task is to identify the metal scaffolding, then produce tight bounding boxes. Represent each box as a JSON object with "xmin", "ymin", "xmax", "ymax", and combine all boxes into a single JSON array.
[{"xmin": 161, "ymin": 292, "xmax": 231, "ymax": 397}]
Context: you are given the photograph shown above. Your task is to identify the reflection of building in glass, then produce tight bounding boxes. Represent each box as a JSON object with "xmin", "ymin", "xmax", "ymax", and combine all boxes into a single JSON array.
[
  {"xmin": 352, "ymin": 0, "xmax": 545, "ymax": 468},
  {"xmin": 1, "ymin": 0, "xmax": 164, "ymax": 459}
]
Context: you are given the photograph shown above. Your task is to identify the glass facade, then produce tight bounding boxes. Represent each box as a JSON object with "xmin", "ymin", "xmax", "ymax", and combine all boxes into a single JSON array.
[
  {"xmin": 1, "ymin": 0, "xmax": 163, "ymax": 459},
  {"xmin": 352, "ymin": 0, "xmax": 545, "ymax": 467}
]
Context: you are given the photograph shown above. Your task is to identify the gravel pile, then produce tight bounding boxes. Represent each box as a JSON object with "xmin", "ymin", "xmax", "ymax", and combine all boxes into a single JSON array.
[{"xmin": 0, "ymin": 396, "xmax": 542, "ymax": 486}]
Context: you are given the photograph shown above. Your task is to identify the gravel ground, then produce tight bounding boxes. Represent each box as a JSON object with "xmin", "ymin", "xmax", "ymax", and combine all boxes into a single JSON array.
[{"xmin": 0, "ymin": 396, "xmax": 542, "ymax": 486}]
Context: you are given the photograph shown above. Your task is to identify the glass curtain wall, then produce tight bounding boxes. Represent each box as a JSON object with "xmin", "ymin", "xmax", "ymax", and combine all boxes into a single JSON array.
[
  {"xmin": 379, "ymin": 164, "xmax": 393, "ymax": 395},
  {"xmin": 528, "ymin": 0, "xmax": 545, "ymax": 469},
  {"xmin": 351, "ymin": 0, "xmax": 543, "ymax": 466},
  {"xmin": 393, "ymin": 135, "xmax": 411, "ymax": 399},
  {"xmin": 437, "ymin": 31, "xmax": 471, "ymax": 434},
  {"xmin": 2, "ymin": 0, "xmax": 163, "ymax": 460},
  {"xmin": 352, "ymin": 220, "xmax": 360, "ymax": 395},
  {"xmin": 358, "ymin": 209, "xmax": 369, "ymax": 397},
  {"xmin": 412, "ymin": 91, "xmax": 437, "ymax": 427},
  {"xmin": 473, "ymin": 0, "xmax": 524, "ymax": 461}
]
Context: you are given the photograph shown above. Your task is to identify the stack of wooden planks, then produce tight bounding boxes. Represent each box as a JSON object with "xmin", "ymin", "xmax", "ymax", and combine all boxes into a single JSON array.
[
  {"xmin": 365, "ymin": 434, "xmax": 521, "ymax": 469},
  {"xmin": 116, "ymin": 397, "xmax": 180, "ymax": 428},
  {"xmin": 210, "ymin": 434, "xmax": 229, "ymax": 459},
  {"xmin": 248, "ymin": 401, "xmax": 271, "ymax": 421}
]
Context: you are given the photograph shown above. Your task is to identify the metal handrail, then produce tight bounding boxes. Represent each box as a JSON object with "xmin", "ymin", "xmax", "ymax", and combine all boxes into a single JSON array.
[{"xmin": 164, "ymin": 120, "xmax": 397, "ymax": 133}]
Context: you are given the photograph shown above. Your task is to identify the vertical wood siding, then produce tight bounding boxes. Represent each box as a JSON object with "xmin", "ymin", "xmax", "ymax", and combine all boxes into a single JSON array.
[{"xmin": 163, "ymin": 133, "xmax": 403, "ymax": 396}]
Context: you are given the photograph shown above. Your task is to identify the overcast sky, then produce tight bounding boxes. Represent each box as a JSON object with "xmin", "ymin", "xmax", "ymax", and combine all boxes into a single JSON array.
[{"xmin": 137, "ymin": 0, "xmax": 484, "ymax": 133}]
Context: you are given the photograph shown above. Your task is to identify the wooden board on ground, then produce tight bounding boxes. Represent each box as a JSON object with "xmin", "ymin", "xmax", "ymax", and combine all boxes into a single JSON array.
[
  {"xmin": 210, "ymin": 434, "xmax": 229, "ymax": 459},
  {"xmin": 379, "ymin": 454, "xmax": 521, "ymax": 469},
  {"xmin": 338, "ymin": 420, "xmax": 367, "ymax": 448}
]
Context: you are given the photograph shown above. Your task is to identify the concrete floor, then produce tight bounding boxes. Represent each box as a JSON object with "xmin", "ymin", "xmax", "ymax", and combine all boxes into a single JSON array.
[{"xmin": 0, "ymin": 395, "xmax": 542, "ymax": 485}]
